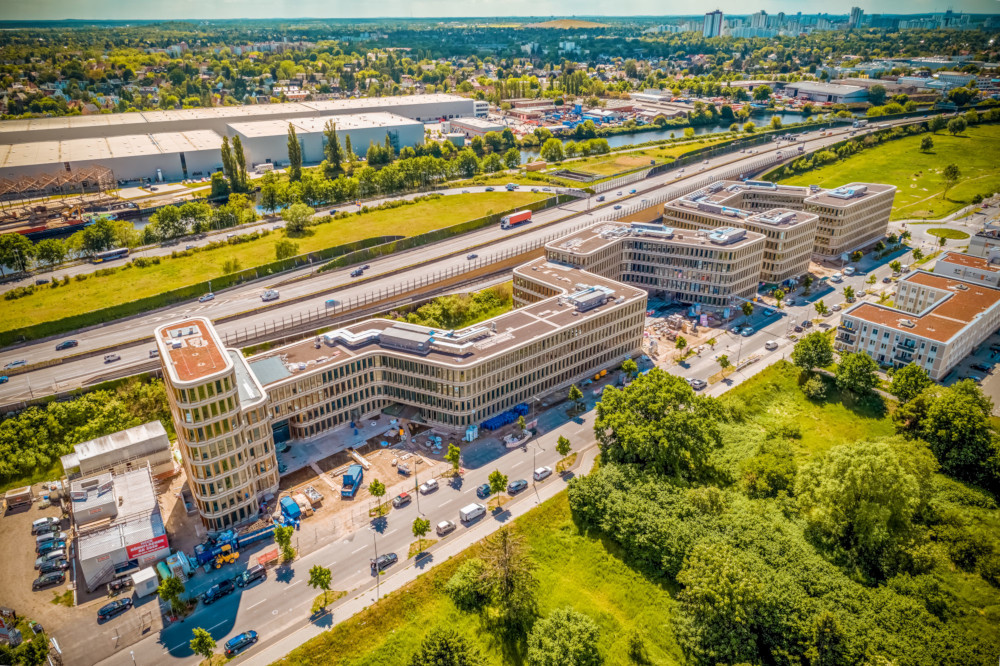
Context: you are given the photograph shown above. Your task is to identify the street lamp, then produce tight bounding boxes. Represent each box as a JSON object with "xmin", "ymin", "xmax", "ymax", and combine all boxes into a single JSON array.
[{"xmin": 369, "ymin": 526, "xmax": 381, "ymax": 602}]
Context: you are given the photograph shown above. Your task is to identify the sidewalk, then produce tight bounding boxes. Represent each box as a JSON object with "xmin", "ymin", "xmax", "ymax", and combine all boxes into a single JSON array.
[{"xmin": 239, "ymin": 445, "xmax": 600, "ymax": 666}]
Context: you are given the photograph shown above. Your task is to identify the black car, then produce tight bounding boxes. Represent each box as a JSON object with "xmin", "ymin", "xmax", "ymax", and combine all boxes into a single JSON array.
[
  {"xmin": 38, "ymin": 559, "xmax": 70, "ymax": 574},
  {"xmin": 971, "ymin": 362, "xmax": 993, "ymax": 373},
  {"xmin": 235, "ymin": 565, "xmax": 267, "ymax": 588},
  {"xmin": 476, "ymin": 483, "xmax": 491, "ymax": 499},
  {"xmin": 97, "ymin": 598, "xmax": 133, "ymax": 622},
  {"xmin": 55, "ymin": 340, "xmax": 79, "ymax": 351},
  {"xmin": 371, "ymin": 553, "xmax": 398, "ymax": 573},
  {"xmin": 507, "ymin": 479, "xmax": 529, "ymax": 495},
  {"xmin": 225, "ymin": 631, "xmax": 258, "ymax": 657},
  {"xmin": 32, "ymin": 572, "xmax": 65, "ymax": 590},
  {"xmin": 202, "ymin": 579, "xmax": 235, "ymax": 604},
  {"xmin": 351, "ymin": 269, "xmax": 363, "ymax": 277}
]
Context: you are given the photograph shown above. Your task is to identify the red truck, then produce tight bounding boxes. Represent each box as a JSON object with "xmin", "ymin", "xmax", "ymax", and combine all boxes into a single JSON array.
[{"xmin": 500, "ymin": 210, "xmax": 532, "ymax": 230}]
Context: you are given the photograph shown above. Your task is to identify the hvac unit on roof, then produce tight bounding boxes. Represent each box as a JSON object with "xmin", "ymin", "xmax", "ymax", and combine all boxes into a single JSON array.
[{"xmin": 899, "ymin": 319, "xmax": 916, "ymax": 328}]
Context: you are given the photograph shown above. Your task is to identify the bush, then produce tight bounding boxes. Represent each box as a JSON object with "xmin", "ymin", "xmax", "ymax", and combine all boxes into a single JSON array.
[
  {"xmin": 940, "ymin": 524, "xmax": 995, "ymax": 572},
  {"xmin": 802, "ymin": 374, "xmax": 827, "ymax": 400},
  {"xmin": 445, "ymin": 558, "xmax": 489, "ymax": 611}
]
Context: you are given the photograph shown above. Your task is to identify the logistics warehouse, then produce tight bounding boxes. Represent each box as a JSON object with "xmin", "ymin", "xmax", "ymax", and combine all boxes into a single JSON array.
[{"xmin": 0, "ymin": 93, "xmax": 476, "ymax": 183}]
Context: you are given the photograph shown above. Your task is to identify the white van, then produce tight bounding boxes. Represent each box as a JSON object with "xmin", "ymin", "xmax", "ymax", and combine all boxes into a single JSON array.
[
  {"xmin": 831, "ymin": 273, "xmax": 843, "ymax": 283},
  {"xmin": 459, "ymin": 503, "xmax": 486, "ymax": 523},
  {"xmin": 843, "ymin": 266, "xmax": 856, "ymax": 276}
]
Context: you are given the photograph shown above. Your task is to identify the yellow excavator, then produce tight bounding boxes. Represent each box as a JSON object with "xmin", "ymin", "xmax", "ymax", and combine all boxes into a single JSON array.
[{"xmin": 213, "ymin": 543, "xmax": 239, "ymax": 568}]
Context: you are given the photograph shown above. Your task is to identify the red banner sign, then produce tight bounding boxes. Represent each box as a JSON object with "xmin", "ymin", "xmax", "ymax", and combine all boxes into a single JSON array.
[{"xmin": 126, "ymin": 535, "xmax": 169, "ymax": 560}]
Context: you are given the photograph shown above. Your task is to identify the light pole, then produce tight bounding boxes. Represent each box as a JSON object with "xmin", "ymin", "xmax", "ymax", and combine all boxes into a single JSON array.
[{"xmin": 370, "ymin": 526, "xmax": 380, "ymax": 602}]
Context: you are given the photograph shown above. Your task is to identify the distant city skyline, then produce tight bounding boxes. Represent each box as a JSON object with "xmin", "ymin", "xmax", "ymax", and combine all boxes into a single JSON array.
[{"xmin": 4, "ymin": 0, "xmax": 995, "ymax": 21}]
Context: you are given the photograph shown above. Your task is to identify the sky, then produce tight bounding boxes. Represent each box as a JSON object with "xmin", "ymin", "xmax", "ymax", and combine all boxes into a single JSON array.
[{"xmin": 2, "ymin": 0, "xmax": 994, "ymax": 21}]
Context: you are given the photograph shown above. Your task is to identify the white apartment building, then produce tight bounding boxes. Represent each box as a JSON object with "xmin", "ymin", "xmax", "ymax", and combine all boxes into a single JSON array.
[
  {"xmin": 934, "ymin": 251, "xmax": 1000, "ymax": 288},
  {"xmin": 836, "ymin": 271, "xmax": 1000, "ymax": 380}
]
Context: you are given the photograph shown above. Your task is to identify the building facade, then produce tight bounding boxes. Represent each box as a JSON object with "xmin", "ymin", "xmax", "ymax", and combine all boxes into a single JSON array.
[
  {"xmin": 60, "ymin": 421, "xmax": 174, "ymax": 481},
  {"xmin": 703, "ymin": 10, "xmax": 724, "ymax": 37},
  {"xmin": 835, "ymin": 271, "xmax": 1000, "ymax": 380},
  {"xmin": 933, "ymin": 251, "xmax": 1000, "ymax": 288},
  {"xmin": 155, "ymin": 319, "xmax": 278, "ymax": 531}
]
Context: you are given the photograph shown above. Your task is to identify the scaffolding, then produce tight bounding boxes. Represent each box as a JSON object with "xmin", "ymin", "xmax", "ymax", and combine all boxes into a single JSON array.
[{"xmin": 0, "ymin": 165, "xmax": 122, "ymax": 238}]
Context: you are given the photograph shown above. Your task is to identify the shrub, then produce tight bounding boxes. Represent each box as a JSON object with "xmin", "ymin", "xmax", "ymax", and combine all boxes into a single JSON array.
[
  {"xmin": 445, "ymin": 557, "xmax": 489, "ymax": 611},
  {"xmin": 802, "ymin": 374, "xmax": 827, "ymax": 400}
]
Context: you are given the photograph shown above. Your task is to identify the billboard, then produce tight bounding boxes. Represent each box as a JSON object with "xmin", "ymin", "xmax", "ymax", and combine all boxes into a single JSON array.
[{"xmin": 126, "ymin": 535, "xmax": 169, "ymax": 560}]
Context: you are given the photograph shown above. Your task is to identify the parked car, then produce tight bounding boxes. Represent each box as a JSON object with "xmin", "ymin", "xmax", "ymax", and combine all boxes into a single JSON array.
[
  {"xmin": 35, "ymin": 550, "xmax": 66, "ymax": 569},
  {"xmin": 199, "ymin": 293, "xmax": 215, "ymax": 303},
  {"xmin": 801, "ymin": 320, "xmax": 813, "ymax": 329},
  {"xmin": 436, "ymin": 520, "xmax": 457, "ymax": 536},
  {"xmin": 533, "ymin": 466, "xmax": 553, "ymax": 482},
  {"xmin": 882, "ymin": 276, "xmax": 892, "ymax": 283},
  {"xmin": 794, "ymin": 325, "xmax": 804, "ymax": 333},
  {"xmin": 224, "ymin": 631, "xmax": 258, "ymax": 657},
  {"xmin": 765, "ymin": 340, "xmax": 779, "ymax": 351},
  {"xmin": 832, "ymin": 304, "xmax": 842, "ymax": 312},
  {"xmin": 31, "ymin": 517, "xmax": 59, "ymax": 534},
  {"xmin": 38, "ymin": 559, "xmax": 70, "ymax": 574},
  {"xmin": 419, "ymin": 478, "xmax": 439, "ymax": 494},
  {"xmin": 689, "ymin": 378, "xmax": 707, "ymax": 390},
  {"xmin": 741, "ymin": 327, "xmax": 755, "ymax": 337},
  {"xmin": 236, "ymin": 564, "xmax": 267, "ymax": 588},
  {"xmin": 475, "ymin": 483, "xmax": 491, "ymax": 499},
  {"xmin": 32, "ymin": 572, "xmax": 65, "ymax": 591},
  {"xmin": 971, "ymin": 362, "xmax": 993, "ymax": 373},
  {"xmin": 371, "ymin": 552, "xmax": 398, "ymax": 573},
  {"xmin": 843, "ymin": 267, "xmax": 856, "ymax": 276},
  {"xmin": 391, "ymin": 492, "xmax": 411, "ymax": 508},
  {"xmin": 55, "ymin": 340, "xmax": 78, "ymax": 351},
  {"xmin": 507, "ymin": 479, "xmax": 529, "ymax": 495},
  {"xmin": 202, "ymin": 579, "xmax": 235, "ymax": 605},
  {"xmin": 37, "ymin": 540, "xmax": 66, "ymax": 556},
  {"xmin": 97, "ymin": 598, "xmax": 132, "ymax": 622},
  {"xmin": 104, "ymin": 354, "xmax": 121, "ymax": 363},
  {"xmin": 363, "ymin": 265, "xmax": 370, "ymax": 269}
]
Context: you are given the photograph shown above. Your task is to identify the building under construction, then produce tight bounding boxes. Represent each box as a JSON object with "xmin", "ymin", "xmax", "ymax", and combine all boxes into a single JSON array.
[{"xmin": 0, "ymin": 164, "xmax": 136, "ymax": 241}]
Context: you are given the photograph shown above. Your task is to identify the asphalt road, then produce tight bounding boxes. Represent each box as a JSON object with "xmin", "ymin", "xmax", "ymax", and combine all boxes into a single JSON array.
[{"xmin": 0, "ymin": 118, "xmax": 921, "ymax": 405}]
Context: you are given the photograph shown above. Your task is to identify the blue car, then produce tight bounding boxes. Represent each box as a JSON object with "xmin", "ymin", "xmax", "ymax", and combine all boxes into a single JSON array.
[
  {"xmin": 225, "ymin": 631, "xmax": 258, "ymax": 657},
  {"xmin": 0, "ymin": 376, "xmax": 8, "ymax": 384},
  {"xmin": 476, "ymin": 483, "xmax": 491, "ymax": 499}
]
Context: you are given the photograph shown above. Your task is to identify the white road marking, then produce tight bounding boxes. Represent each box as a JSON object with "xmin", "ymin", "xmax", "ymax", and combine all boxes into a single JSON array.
[
  {"xmin": 288, "ymin": 580, "xmax": 302, "ymax": 587},
  {"xmin": 247, "ymin": 599, "xmax": 267, "ymax": 610},
  {"xmin": 512, "ymin": 460, "xmax": 525, "ymax": 468},
  {"xmin": 437, "ymin": 499, "xmax": 453, "ymax": 509},
  {"xmin": 351, "ymin": 545, "xmax": 366, "ymax": 554}
]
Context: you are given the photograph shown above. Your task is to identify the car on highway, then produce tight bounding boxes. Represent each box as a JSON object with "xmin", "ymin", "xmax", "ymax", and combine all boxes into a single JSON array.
[
  {"xmin": 97, "ymin": 598, "xmax": 132, "ymax": 622},
  {"xmin": 629, "ymin": 189, "xmax": 637, "ymax": 194},
  {"xmin": 596, "ymin": 195, "xmax": 605, "ymax": 202},
  {"xmin": 38, "ymin": 559, "xmax": 70, "ymax": 575},
  {"xmin": 485, "ymin": 187, "xmax": 495, "ymax": 191},
  {"xmin": 531, "ymin": 188, "xmax": 538, "ymax": 192},
  {"xmin": 325, "ymin": 299, "xmax": 338, "ymax": 308},
  {"xmin": 543, "ymin": 187, "xmax": 552, "ymax": 192},
  {"xmin": 235, "ymin": 564, "xmax": 267, "ymax": 588},
  {"xmin": 419, "ymin": 478, "xmax": 439, "ymax": 494},
  {"xmin": 507, "ymin": 479, "xmax": 529, "ymax": 495},
  {"xmin": 371, "ymin": 552, "xmax": 398, "ymax": 573},
  {"xmin": 467, "ymin": 253, "xmax": 478, "ymax": 260},
  {"xmin": 35, "ymin": 278, "xmax": 50, "ymax": 285},
  {"xmin": 613, "ymin": 204, "xmax": 623, "ymax": 210},
  {"xmin": 391, "ymin": 492, "xmax": 411, "ymax": 508},
  {"xmin": 476, "ymin": 483, "xmax": 491, "ymax": 499},
  {"xmin": 363, "ymin": 264, "xmax": 370, "ymax": 269},
  {"xmin": 224, "ymin": 631, "xmax": 258, "ymax": 658},
  {"xmin": 533, "ymin": 466, "xmax": 553, "ymax": 482},
  {"xmin": 149, "ymin": 349, "xmax": 159, "ymax": 358},
  {"xmin": 351, "ymin": 269, "xmax": 363, "ymax": 277},
  {"xmin": 765, "ymin": 340, "xmax": 779, "ymax": 351},
  {"xmin": 689, "ymin": 378, "xmax": 707, "ymax": 390},
  {"xmin": 202, "ymin": 579, "xmax": 235, "ymax": 605},
  {"xmin": 436, "ymin": 520, "xmax": 457, "ymax": 536},
  {"xmin": 0, "ymin": 376, "xmax": 7, "ymax": 384},
  {"xmin": 186, "ymin": 245, "xmax": 196, "ymax": 250},
  {"xmin": 462, "ymin": 189, "xmax": 470, "ymax": 193},
  {"xmin": 741, "ymin": 327, "xmax": 755, "ymax": 337},
  {"xmin": 55, "ymin": 340, "xmax": 79, "ymax": 351},
  {"xmin": 199, "ymin": 293, "xmax": 215, "ymax": 303},
  {"xmin": 104, "ymin": 354, "xmax": 121, "ymax": 363},
  {"xmin": 4, "ymin": 360, "xmax": 26, "ymax": 370},
  {"xmin": 261, "ymin": 289, "xmax": 280, "ymax": 302},
  {"xmin": 32, "ymin": 572, "xmax": 65, "ymax": 591}
]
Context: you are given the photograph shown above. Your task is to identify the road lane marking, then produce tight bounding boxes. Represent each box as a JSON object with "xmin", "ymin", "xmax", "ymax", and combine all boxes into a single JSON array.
[
  {"xmin": 351, "ymin": 545, "xmax": 366, "ymax": 554},
  {"xmin": 248, "ymin": 599, "xmax": 267, "ymax": 610},
  {"xmin": 288, "ymin": 580, "xmax": 302, "ymax": 587},
  {"xmin": 512, "ymin": 460, "xmax": 525, "ymax": 468}
]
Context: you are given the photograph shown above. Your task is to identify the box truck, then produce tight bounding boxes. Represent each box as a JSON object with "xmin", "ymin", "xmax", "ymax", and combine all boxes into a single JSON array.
[{"xmin": 500, "ymin": 210, "xmax": 532, "ymax": 230}]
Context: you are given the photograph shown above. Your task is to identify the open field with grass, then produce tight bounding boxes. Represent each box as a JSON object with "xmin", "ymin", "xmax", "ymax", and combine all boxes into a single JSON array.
[
  {"xmin": 525, "ymin": 18, "xmax": 608, "ymax": 28},
  {"xmin": 778, "ymin": 123, "xmax": 1000, "ymax": 220},
  {"xmin": 274, "ymin": 493, "xmax": 683, "ymax": 666},
  {"xmin": 567, "ymin": 137, "xmax": 731, "ymax": 176},
  {"xmin": 926, "ymin": 227, "xmax": 971, "ymax": 240},
  {"xmin": 1, "ymin": 192, "xmax": 542, "ymax": 334}
]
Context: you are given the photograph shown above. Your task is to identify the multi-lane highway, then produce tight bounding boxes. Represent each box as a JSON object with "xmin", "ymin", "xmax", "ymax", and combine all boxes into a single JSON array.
[{"xmin": 0, "ymin": 118, "xmax": 923, "ymax": 405}]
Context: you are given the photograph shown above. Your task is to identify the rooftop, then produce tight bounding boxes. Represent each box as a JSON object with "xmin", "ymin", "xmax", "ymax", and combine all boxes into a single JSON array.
[
  {"xmin": 804, "ymin": 182, "xmax": 896, "ymax": 207},
  {"xmin": 0, "ymin": 130, "xmax": 223, "ymax": 169},
  {"xmin": 936, "ymin": 251, "xmax": 1000, "ymax": 273},
  {"xmin": 156, "ymin": 318, "xmax": 231, "ymax": 385},
  {"xmin": 228, "ymin": 112, "xmax": 422, "ymax": 138},
  {"xmin": 844, "ymin": 271, "xmax": 1000, "ymax": 343},
  {"xmin": 245, "ymin": 257, "xmax": 646, "ymax": 384},
  {"xmin": 449, "ymin": 117, "xmax": 506, "ymax": 129},
  {"xmin": 60, "ymin": 421, "xmax": 168, "ymax": 471},
  {"xmin": 785, "ymin": 81, "xmax": 866, "ymax": 94},
  {"xmin": 547, "ymin": 220, "xmax": 765, "ymax": 257},
  {"xmin": 75, "ymin": 467, "xmax": 165, "ymax": 561}
]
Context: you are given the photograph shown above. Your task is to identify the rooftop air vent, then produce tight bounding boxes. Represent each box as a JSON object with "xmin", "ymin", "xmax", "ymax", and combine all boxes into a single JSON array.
[{"xmin": 899, "ymin": 319, "xmax": 916, "ymax": 328}]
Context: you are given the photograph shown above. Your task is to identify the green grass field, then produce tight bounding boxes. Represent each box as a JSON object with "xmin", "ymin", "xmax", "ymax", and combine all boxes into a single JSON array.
[
  {"xmin": 926, "ymin": 227, "xmax": 971, "ymax": 240},
  {"xmin": 1, "ymin": 192, "xmax": 542, "ymax": 335},
  {"xmin": 274, "ymin": 493, "xmax": 684, "ymax": 666},
  {"xmin": 568, "ymin": 137, "xmax": 730, "ymax": 176},
  {"xmin": 778, "ymin": 123, "xmax": 1000, "ymax": 220}
]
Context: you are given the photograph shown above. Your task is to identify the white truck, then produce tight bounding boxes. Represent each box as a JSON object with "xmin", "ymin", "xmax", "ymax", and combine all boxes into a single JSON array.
[
  {"xmin": 459, "ymin": 502, "xmax": 487, "ymax": 523},
  {"xmin": 261, "ymin": 289, "xmax": 280, "ymax": 302}
]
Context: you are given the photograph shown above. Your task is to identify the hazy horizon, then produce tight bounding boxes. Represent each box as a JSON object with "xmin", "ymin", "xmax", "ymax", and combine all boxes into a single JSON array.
[{"xmin": 3, "ymin": 0, "xmax": 994, "ymax": 22}]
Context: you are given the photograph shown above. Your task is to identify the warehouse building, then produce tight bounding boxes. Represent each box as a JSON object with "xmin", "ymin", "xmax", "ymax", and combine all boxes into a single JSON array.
[
  {"xmin": 72, "ymin": 465, "xmax": 170, "ymax": 592},
  {"xmin": 0, "ymin": 129, "xmax": 223, "ymax": 183},
  {"xmin": 60, "ymin": 421, "xmax": 175, "ymax": 481},
  {"xmin": 835, "ymin": 271, "xmax": 1000, "ymax": 380},
  {"xmin": 228, "ymin": 112, "xmax": 425, "ymax": 168},
  {"xmin": 0, "ymin": 94, "xmax": 475, "ymax": 144},
  {"xmin": 782, "ymin": 81, "xmax": 869, "ymax": 104},
  {"xmin": 447, "ymin": 117, "xmax": 506, "ymax": 138}
]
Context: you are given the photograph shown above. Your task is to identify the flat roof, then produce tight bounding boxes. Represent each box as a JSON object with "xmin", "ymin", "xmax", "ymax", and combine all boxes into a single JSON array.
[
  {"xmin": 844, "ymin": 271, "xmax": 1000, "ymax": 343},
  {"xmin": 937, "ymin": 251, "xmax": 1000, "ymax": 273},
  {"xmin": 69, "ymin": 421, "xmax": 167, "ymax": 462},
  {"xmin": 246, "ymin": 258, "xmax": 646, "ymax": 384},
  {"xmin": 0, "ymin": 94, "xmax": 471, "ymax": 137},
  {"xmin": 805, "ymin": 182, "xmax": 896, "ymax": 207},
  {"xmin": 785, "ymin": 81, "xmax": 866, "ymax": 94},
  {"xmin": 228, "ymin": 112, "xmax": 422, "ymax": 138},
  {"xmin": 156, "ymin": 318, "xmax": 231, "ymax": 385},
  {"xmin": 449, "ymin": 117, "xmax": 505, "ymax": 129},
  {"xmin": 77, "ymin": 467, "xmax": 165, "ymax": 561},
  {"xmin": 0, "ymin": 130, "xmax": 223, "ymax": 169},
  {"xmin": 549, "ymin": 220, "xmax": 764, "ymax": 257}
]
